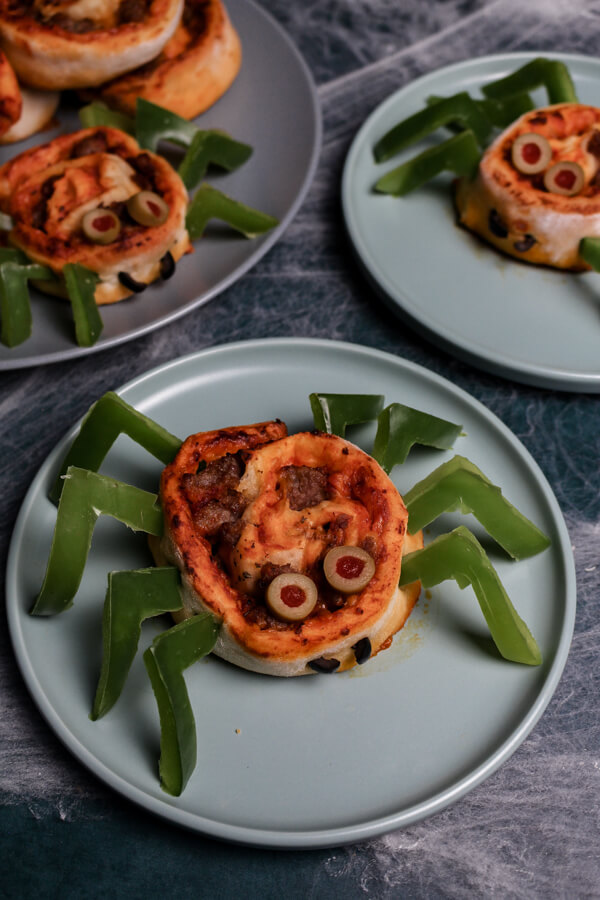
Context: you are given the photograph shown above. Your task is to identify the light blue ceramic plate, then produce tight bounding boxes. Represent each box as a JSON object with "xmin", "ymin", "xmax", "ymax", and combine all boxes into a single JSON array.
[
  {"xmin": 343, "ymin": 52, "xmax": 600, "ymax": 392},
  {"xmin": 6, "ymin": 340, "xmax": 575, "ymax": 848},
  {"xmin": 0, "ymin": 0, "xmax": 321, "ymax": 370}
]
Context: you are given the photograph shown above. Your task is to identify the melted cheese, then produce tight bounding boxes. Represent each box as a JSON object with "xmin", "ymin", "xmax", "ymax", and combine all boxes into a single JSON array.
[
  {"xmin": 44, "ymin": 153, "xmax": 139, "ymax": 237},
  {"xmin": 34, "ymin": 0, "xmax": 121, "ymax": 27}
]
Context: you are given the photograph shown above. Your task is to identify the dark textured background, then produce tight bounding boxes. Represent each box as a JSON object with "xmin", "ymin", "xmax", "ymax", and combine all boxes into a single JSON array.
[{"xmin": 1, "ymin": 1, "xmax": 599, "ymax": 897}]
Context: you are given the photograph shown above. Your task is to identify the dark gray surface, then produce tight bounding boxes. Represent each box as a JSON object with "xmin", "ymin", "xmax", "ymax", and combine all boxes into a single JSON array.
[{"xmin": 1, "ymin": 1, "xmax": 598, "ymax": 897}]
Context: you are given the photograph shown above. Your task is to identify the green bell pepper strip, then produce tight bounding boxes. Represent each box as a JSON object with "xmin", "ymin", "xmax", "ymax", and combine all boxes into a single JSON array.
[
  {"xmin": 403, "ymin": 455, "xmax": 551, "ymax": 559},
  {"xmin": 0, "ymin": 253, "xmax": 55, "ymax": 347},
  {"xmin": 399, "ymin": 526, "xmax": 542, "ymax": 665},
  {"xmin": 0, "ymin": 247, "xmax": 27, "ymax": 263},
  {"xmin": 63, "ymin": 263, "xmax": 103, "ymax": 347},
  {"xmin": 49, "ymin": 391, "xmax": 182, "ymax": 504},
  {"xmin": 373, "ymin": 92, "xmax": 492, "ymax": 163},
  {"xmin": 578, "ymin": 237, "xmax": 600, "ymax": 271},
  {"xmin": 309, "ymin": 392, "xmax": 384, "ymax": 437},
  {"xmin": 177, "ymin": 129, "xmax": 253, "ymax": 190},
  {"xmin": 186, "ymin": 184, "xmax": 279, "ymax": 240},
  {"xmin": 481, "ymin": 57, "xmax": 578, "ymax": 105},
  {"xmin": 426, "ymin": 91, "xmax": 535, "ymax": 131},
  {"xmin": 135, "ymin": 98, "xmax": 198, "ymax": 151},
  {"xmin": 374, "ymin": 130, "xmax": 481, "ymax": 197},
  {"xmin": 372, "ymin": 403, "xmax": 463, "ymax": 472},
  {"xmin": 78, "ymin": 101, "xmax": 136, "ymax": 136},
  {"xmin": 143, "ymin": 612, "xmax": 220, "ymax": 796},
  {"xmin": 31, "ymin": 467, "xmax": 163, "ymax": 617},
  {"xmin": 91, "ymin": 566, "xmax": 183, "ymax": 721}
]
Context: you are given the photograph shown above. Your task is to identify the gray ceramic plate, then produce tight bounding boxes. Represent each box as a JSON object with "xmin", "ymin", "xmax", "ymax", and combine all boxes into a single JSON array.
[
  {"xmin": 342, "ymin": 52, "xmax": 600, "ymax": 392},
  {"xmin": 6, "ymin": 339, "xmax": 575, "ymax": 848},
  {"xmin": 0, "ymin": 0, "xmax": 321, "ymax": 370}
]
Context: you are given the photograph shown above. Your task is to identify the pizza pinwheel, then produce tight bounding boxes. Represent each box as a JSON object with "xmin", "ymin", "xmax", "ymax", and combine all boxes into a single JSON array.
[
  {"xmin": 155, "ymin": 422, "xmax": 423, "ymax": 677},
  {"xmin": 0, "ymin": 124, "xmax": 190, "ymax": 303}
]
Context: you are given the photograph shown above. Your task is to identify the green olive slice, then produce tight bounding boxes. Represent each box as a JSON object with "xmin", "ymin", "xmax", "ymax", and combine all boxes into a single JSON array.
[
  {"xmin": 323, "ymin": 546, "xmax": 375, "ymax": 594},
  {"xmin": 265, "ymin": 573, "xmax": 318, "ymax": 622},
  {"xmin": 511, "ymin": 133, "xmax": 552, "ymax": 175},
  {"xmin": 127, "ymin": 191, "xmax": 169, "ymax": 226},
  {"xmin": 543, "ymin": 161, "xmax": 585, "ymax": 196},
  {"xmin": 82, "ymin": 208, "xmax": 121, "ymax": 244}
]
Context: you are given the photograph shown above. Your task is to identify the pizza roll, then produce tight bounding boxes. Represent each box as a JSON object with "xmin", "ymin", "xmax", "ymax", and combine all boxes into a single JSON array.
[
  {"xmin": 0, "ymin": 84, "xmax": 60, "ymax": 145},
  {"xmin": 95, "ymin": 0, "xmax": 241, "ymax": 120},
  {"xmin": 0, "ymin": 0, "xmax": 184, "ymax": 90},
  {"xmin": 455, "ymin": 103, "xmax": 600, "ymax": 270},
  {"xmin": 0, "ymin": 126, "xmax": 191, "ymax": 303},
  {"xmin": 0, "ymin": 48, "xmax": 21, "ymax": 137},
  {"xmin": 154, "ymin": 422, "xmax": 423, "ymax": 677}
]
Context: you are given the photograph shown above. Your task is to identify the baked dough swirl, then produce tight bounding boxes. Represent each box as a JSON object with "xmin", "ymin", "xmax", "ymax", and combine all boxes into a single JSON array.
[
  {"xmin": 0, "ymin": 48, "xmax": 21, "ymax": 137},
  {"xmin": 0, "ymin": 125, "xmax": 191, "ymax": 303},
  {"xmin": 154, "ymin": 422, "xmax": 423, "ymax": 677},
  {"xmin": 0, "ymin": 0, "xmax": 185, "ymax": 89},
  {"xmin": 455, "ymin": 103, "xmax": 600, "ymax": 270},
  {"xmin": 95, "ymin": 0, "xmax": 242, "ymax": 120}
]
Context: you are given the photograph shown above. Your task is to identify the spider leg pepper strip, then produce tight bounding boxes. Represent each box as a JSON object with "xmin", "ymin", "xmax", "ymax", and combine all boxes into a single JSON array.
[
  {"xmin": 31, "ymin": 467, "xmax": 163, "ymax": 616},
  {"xmin": 0, "ymin": 249, "xmax": 55, "ymax": 347},
  {"xmin": 49, "ymin": 391, "xmax": 182, "ymax": 504},
  {"xmin": 403, "ymin": 455, "xmax": 551, "ymax": 560},
  {"xmin": 78, "ymin": 101, "xmax": 136, "ymax": 135},
  {"xmin": 374, "ymin": 130, "xmax": 481, "ymax": 197},
  {"xmin": 578, "ymin": 237, "xmax": 600, "ymax": 270},
  {"xmin": 481, "ymin": 57, "xmax": 578, "ymax": 105},
  {"xmin": 177, "ymin": 130, "xmax": 253, "ymax": 191},
  {"xmin": 373, "ymin": 92, "xmax": 493, "ymax": 163},
  {"xmin": 309, "ymin": 392, "xmax": 384, "ymax": 437},
  {"xmin": 186, "ymin": 184, "xmax": 279, "ymax": 240},
  {"xmin": 426, "ymin": 91, "xmax": 535, "ymax": 131},
  {"xmin": 91, "ymin": 567, "xmax": 183, "ymax": 721},
  {"xmin": 135, "ymin": 98, "xmax": 199, "ymax": 150},
  {"xmin": 372, "ymin": 403, "xmax": 463, "ymax": 472},
  {"xmin": 399, "ymin": 526, "xmax": 542, "ymax": 665},
  {"xmin": 143, "ymin": 612, "xmax": 220, "ymax": 796},
  {"xmin": 63, "ymin": 263, "xmax": 103, "ymax": 347}
]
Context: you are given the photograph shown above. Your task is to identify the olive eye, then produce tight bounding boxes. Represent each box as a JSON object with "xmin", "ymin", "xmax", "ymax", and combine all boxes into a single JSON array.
[
  {"xmin": 543, "ymin": 161, "xmax": 585, "ymax": 196},
  {"xmin": 82, "ymin": 208, "xmax": 121, "ymax": 244},
  {"xmin": 265, "ymin": 573, "xmax": 318, "ymax": 622},
  {"xmin": 127, "ymin": 191, "xmax": 169, "ymax": 226},
  {"xmin": 511, "ymin": 133, "xmax": 552, "ymax": 175},
  {"xmin": 323, "ymin": 546, "xmax": 375, "ymax": 594}
]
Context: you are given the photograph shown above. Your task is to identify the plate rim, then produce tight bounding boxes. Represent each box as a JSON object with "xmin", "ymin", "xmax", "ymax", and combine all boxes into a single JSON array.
[
  {"xmin": 0, "ymin": 0, "xmax": 322, "ymax": 371},
  {"xmin": 342, "ymin": 50, "xmax": 600, "ymax": 393},
  {"xmin": 5, "ymin": 337, "xmax": 577, "ymax": 848}
]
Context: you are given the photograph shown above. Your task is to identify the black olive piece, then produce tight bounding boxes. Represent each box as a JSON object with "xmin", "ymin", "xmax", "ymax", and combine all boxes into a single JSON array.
[
  {"xmin": 488, "ymin": 209, "xmax": 509, "ymax": 239},
  {"xmin": 513, "ymin": 234, "xmax": 537, "ymax": 253},
  {"xmin": 307, "ymin": 657, "xmax": 340, "ymax": 674},
  {"xmin": 118, "ymin": 272, "xmax": 147, "ymax": 293},
  {"xmin": 160, "ymin": 251, "xmax": 175, "ymax": 280},
  {"xmin": 352, "ymin": 637, "xmax": 372, "ymax": 665}
]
